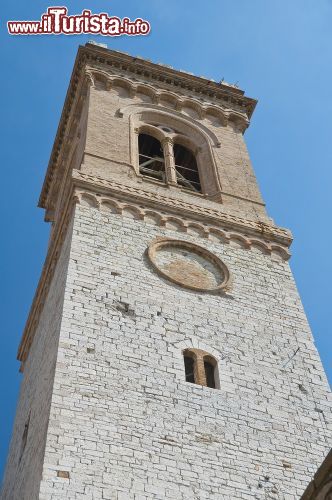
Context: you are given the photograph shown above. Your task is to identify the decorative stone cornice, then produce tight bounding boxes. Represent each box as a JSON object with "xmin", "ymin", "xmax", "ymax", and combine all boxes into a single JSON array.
[
  {"xmin": 83, "ymin": 44, "xmax": 257, "ymax": 116},
  {"xmin": 89, "ymin": 71, "xmax": 250, "ymax": 132},
  {"xmin": 72, "ymin": 170, "xmax": 292, "ymax": 250},
  {"xmin": 38, "ymin": 43, "xmax": 257, "ymax": 213}
]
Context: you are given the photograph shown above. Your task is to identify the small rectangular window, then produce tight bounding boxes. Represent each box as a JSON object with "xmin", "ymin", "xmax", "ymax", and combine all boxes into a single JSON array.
[
  {"xmin": 184, "ymin": 356, "xmax": 195, "ymax": 383},
  {"xmin": 204, "ymin": 361, "xmax": 216, "ymax": 389}
]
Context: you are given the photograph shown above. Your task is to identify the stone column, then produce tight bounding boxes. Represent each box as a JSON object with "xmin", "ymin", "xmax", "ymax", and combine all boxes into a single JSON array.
[
  {"xmin": 195, "ymin": 352, "xmax": 207, "ymax": 387},
  {"xmin": 162, "ymin": 137, "xmax": 177, "ymax": 185}
]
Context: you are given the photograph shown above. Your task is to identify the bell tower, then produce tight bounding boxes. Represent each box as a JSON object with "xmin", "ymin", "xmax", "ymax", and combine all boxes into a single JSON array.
[{"xmin": 2, "ymin": 43, "xmax": 331, "ymax": 499}]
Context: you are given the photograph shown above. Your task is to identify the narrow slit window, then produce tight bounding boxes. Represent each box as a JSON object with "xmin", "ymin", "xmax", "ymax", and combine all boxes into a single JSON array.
[
  {"xmin": 204, "ymin": 360, "xmax": 216, "ymax": 389},
  {"xmin": 184, "ymin": 355, "xmax": 195, "ymax": 383},
  {"xmin": 173, "ymin": 144, "xmax": 201, "ymax": 192},
  {"xmin": 19, "ymin": 413, "xmax": 30, "ymax": 462},
  {"xmin": 138, "ymin": 134, "xmax": 165, "ymax": 182}
]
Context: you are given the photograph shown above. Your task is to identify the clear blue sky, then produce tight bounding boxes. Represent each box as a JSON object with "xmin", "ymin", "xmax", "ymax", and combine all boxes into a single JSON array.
[{"xmin": 1, "ymin": 0, "xmax": 331, "ymax": 482}]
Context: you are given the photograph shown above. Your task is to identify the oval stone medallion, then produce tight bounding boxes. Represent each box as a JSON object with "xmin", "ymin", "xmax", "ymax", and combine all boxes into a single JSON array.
[{"xmin": 147, "ymin": 239, "xmax": 230, "ymax": 292}]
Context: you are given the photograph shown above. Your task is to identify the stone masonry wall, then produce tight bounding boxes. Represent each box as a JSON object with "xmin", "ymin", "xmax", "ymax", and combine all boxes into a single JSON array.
[
  {"xmin": 36, "ymin": 203, "xmax": 331, "ymax": 499},
  {"xmin": 1, "ymin": 218, "xmax": 74, "ymax": 500},
  {"xmin": 82, "ymin": 87, "xmax": 269, "ymax": 223}
]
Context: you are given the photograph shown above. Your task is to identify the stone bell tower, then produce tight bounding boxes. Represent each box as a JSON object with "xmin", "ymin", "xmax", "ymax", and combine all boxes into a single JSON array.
[{"xmin": 1, "ymin": 43, "xmax": 331, "ymax": 499}]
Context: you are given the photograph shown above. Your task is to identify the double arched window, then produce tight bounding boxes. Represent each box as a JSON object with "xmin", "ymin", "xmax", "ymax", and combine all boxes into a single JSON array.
[
  {"xmin": 183, "ymin": 349, "xmax": 219, "ymax": 389},
  {"xmin": 138, "ymin": 132, "xmax": 202, "ymax": 193}
]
